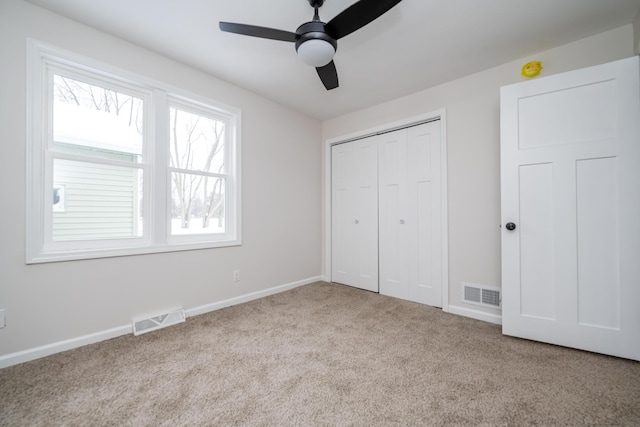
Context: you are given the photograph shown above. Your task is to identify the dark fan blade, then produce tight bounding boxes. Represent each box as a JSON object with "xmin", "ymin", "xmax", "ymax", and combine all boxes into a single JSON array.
[
  {"xmin": 316, "ymin": 61, "xmax": 339, "ymax": 90},
  {"xmin": 326, "ymin": 0, "xmax": 402, "ymax": 40},
  {"xmin": 219, "ymin": 22, "xmax": 296, "ymax": 42}
]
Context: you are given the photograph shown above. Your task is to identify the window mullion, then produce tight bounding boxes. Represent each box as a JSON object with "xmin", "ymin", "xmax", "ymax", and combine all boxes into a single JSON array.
[{"xmin": 49, "ymin": 150, "xmax": 144, "ymax": 170}]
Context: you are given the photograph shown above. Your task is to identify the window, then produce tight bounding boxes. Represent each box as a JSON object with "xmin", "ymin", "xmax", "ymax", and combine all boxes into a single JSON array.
[
  {"xmin": 27, "ymin": 42, "xmax": 241, "ymax": 263},
  {"xmin": 168, "ymin": 103, "xmax": 229, "ymax": 238}
]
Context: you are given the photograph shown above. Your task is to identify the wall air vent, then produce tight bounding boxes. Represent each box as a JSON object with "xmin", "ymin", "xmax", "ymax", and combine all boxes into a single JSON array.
[
  {"xmin": 133, "ymin": 308, "xmax": 185, "ymax": 336},
  {"xmin": 462, "ymin": 283, "xmax": 501, "ymax": 309}
]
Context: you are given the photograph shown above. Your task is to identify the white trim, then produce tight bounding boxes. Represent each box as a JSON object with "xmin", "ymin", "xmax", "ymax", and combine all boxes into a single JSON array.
[
  {"xmin": 323, "ymin": 110, "xmax": 449, "ymax": 311},
  {"xmin": 186, "ymin": 276, "xmax": 322, "ymax": 317},
  {"xmin": 325, "ymin": 113, "xmax": 442, "ymax": 145},
  {"xmin": 439, "ymin": 111, "xmax": 450, "ymax": 312},
  {"xmin": 0, "ymin": 325, "xmax": 132, "ymax": 370},
  {"xmin": 0, "ymin": 276, "xmax": 322, "ymax": 369},
  {"xmin": 448, "ymin": 305, "xmax": 503, "ymax": 325},
  {"xmin": 27, "ymin": 239, "xmax": 243, "ymax": 264},
  {"xmin": 28, "ymin": 39, "xmax": 241, "ymax": 116}
]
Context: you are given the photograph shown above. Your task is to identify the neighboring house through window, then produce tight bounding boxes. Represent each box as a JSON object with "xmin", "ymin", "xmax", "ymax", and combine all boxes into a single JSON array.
[{"xmin": 26, "ymin": 41, "xmax": 241, "ymax": 263}]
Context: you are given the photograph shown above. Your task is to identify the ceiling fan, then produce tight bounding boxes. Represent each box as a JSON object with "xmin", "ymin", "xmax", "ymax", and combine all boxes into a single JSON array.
[{"xmin": 219, "ymin": 0, "xmax": 403, "ymax": 90}]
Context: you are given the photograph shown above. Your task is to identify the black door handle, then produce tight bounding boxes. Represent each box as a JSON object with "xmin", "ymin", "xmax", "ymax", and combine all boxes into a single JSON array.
[{"xmin": 505, "ymin": 222, "xmax": 516, "ymax": 231}]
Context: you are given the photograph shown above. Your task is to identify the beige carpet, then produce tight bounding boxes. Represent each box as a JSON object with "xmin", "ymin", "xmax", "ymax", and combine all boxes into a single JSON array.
[{"xmin": 1, "ymin": 281, "xmax": 639, "ymax": 426}]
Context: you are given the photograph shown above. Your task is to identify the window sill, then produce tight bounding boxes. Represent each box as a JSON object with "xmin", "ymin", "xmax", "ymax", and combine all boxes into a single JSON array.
[{"xmin": 26, "ymin": 238, "xmax": 242, "ymax": 264}]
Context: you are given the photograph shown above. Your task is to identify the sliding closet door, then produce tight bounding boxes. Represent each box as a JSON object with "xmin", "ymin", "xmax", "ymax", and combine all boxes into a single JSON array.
[
  {"xmin": 379, "ymin": 121, "xmax": 442, "ymax": 306},
  {"xmin": 331, "ymin": 138, "xmax": 378, "ymax": 292}
]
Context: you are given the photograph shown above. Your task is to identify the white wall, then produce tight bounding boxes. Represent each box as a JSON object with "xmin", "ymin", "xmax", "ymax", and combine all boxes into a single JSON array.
[
  {"xmin": 634, "ymin": 6, "xmax": 640, "ymax": 54},
  {"xmin": 322, "ymin": 25, "xmax": 636, "ymax": 320},
  {"xmin": 0, "ymin": 0, "xmax": 322, "ymax": 361}
]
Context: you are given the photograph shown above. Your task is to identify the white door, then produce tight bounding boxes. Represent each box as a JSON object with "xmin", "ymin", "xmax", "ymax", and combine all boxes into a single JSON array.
[
  {"xmin": 331, "ymin": 138, "xmax": 378, "ymax": 292},
  {"xmin": 379, "ymin": 121, "xmax": 443, "ymax": 306},
  {"xmin": 500, "ymin": 56, "xmax": 640, "ymax": 360}
]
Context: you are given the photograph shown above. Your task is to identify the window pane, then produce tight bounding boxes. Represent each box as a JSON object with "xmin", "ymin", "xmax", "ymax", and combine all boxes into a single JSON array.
[
  {"xmin": 170, "ymin": 107, "xmax": 225, "ymax": 173},
  {"xmin": 53, "ymin": 75, "xmax": 143, "ymax": 163},
  {"xmin": 171, "ymin": 173, "xmax": 225, "ymax": 235},
  {"xmin": 52, "ymin": 159, "xmax": 143, "ymax": 241}
]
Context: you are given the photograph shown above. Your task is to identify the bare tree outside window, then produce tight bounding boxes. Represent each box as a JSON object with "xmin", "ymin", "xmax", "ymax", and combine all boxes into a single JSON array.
[
  {"xmin": 170, "ymin": 107, "xmax": 226, "ymax": 234},
  {"xmin": 54, "ymin": 76, "xmax": 144, "ymax": 134}
]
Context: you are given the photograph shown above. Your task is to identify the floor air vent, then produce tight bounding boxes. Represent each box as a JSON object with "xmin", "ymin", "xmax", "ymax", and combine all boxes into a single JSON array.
[
  {"xmin": 133, "ymin": 308, "xmax": 185, "ymax": 336},
  {"xmin": 462, "ymin": 283, "xmax": 501, "ymax": 309}
]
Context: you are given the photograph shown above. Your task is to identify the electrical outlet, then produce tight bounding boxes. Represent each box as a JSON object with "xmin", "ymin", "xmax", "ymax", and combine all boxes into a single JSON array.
[
  {"xmin": 233, "ymin": 270, "xmax": 240, "ymax": 282},
  {"xmin": 0, "ymin": 309, "xmax": 5, "ymax": 328}
]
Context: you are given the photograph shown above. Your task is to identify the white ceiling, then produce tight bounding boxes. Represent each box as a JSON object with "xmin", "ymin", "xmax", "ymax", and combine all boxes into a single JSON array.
[{"xmin": 25, "ymin": 0, "xmax": 640, "ymax": 120}]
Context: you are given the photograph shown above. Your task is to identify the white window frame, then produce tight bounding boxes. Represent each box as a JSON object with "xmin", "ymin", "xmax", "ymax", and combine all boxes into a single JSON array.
[
  {"xmin": 166, "ymin": 96, "xmax": 237, "ymax": 245},
  {"xmin": 26, "ymin": 40, "xmax": 242, "ymax": 263}
]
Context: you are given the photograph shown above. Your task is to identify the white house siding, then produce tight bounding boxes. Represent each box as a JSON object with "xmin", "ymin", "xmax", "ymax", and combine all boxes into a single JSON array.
[{"xmin": 53, "ymin": 152, "xmax": 140, "ymax": 241}]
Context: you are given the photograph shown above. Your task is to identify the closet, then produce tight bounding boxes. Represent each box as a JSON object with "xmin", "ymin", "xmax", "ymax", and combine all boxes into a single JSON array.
[{"xmin": 331, "ymin": 120, "xmax": 443, "ymax": 307}]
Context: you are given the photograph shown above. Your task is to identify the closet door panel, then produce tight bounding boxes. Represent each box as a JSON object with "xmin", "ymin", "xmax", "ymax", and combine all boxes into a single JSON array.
[
  {"xmin": 407, "ymin": 123, "xmax": 443, "ymax": 306},
  {"xmin": 331, "ymin": 143, "xmax": 355, "ymax": 286},
  {"xmin": 354, "ymin": 140, "xmax": 378, "ymax": 291},
  {"xmin": 379, "ymin": 129, "xmax": 409, "ymax": 299},
  {"xmin": 331, "ymin": 138, "xmax": 378, "ymax": 292},
  {"xmin": 379, "ymin": 122, "xmax": 443, "ymax": 306}
]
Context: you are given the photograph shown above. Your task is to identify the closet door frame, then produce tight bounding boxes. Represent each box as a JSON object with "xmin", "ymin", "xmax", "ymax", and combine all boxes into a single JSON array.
[{"xmin": 324, "ymin": 110, "xmax": 449, "ymax": 311}]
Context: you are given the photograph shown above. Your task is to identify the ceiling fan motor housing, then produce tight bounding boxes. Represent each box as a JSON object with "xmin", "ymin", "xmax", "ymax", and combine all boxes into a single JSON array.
[
  {"xmin": 295, "ymin": 21, "xmax": 337, "ymax": 52},
  {"xmin": 295, "ymin": 21, "xmax": 337, "ymax": 67}
]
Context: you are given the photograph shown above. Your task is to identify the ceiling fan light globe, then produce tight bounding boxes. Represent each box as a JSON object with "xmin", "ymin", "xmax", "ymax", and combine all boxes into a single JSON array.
[{"xmin": 297, "ymin": 39, "xmax": 336, "ymax": 67}]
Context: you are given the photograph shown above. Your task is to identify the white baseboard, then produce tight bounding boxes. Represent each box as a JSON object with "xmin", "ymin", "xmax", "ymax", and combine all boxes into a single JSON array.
[
  {"xmin": 186, "ymin": 276, "xmax": 323, "ymax": 317},
  {"xmin": 447, "ymin": 305, "xmax": 503, "ymax": 325},
  {"xmin": 0, "ymin": 325, "xmax": 132, "ymax": 370},
  {"xmin": 0, "ymin": 276, "xmax": 323, "ymax": 370}
]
